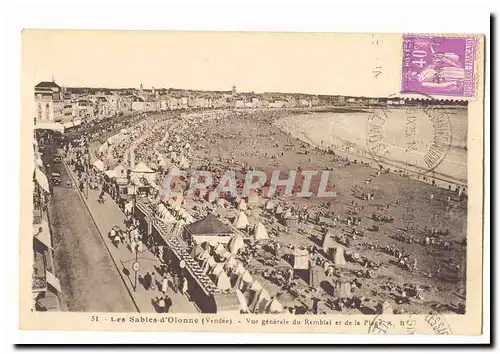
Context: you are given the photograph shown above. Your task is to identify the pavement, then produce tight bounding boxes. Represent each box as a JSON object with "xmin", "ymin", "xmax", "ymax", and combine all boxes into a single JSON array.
[
  {"xmin": 48, "ymin": 160, "xmax": 137, "ymax": 312},
  {"xmin": 63, "ymin": 159, "xmax": 198, "ymax": 314}
]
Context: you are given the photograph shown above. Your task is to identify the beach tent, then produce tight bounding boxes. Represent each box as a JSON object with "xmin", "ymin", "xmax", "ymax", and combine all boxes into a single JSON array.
[
  {"xmin": 216, "ymin": 272, "xmax": 232, "ymax": 292},
  {"xmin": 334, "ymin": 281, "xmax": 352, "ymax": 298},
  {"xmin": 132, "ymin": 162, "xmax": 154, "ymax": 174},
  {"xmin": 275, "ymin": 205, "xmax": 284, "ymax": 215},
  {"xmin": 236, "ymin": 289, "xmax": 250, "ymax": 313},
  {"xmin": 238, "ymin": 270, "xmax": 254, "ymax": 292},
  {"xmin": 203, "ymin": 256, "xmax": 218, "ymax": 273},
  {"xmin": 35, "ymin": 156, "xmax": 43, "ymax": 168},
  {"xmin": 293, "ymin": 248, "xmax": 310, "ymax": 270},
  {"xmin": 214, "ymin": 243, "xmax": 226, "ymax": 256},
  {"xmin": 252, "ymin": 288, "xmax": 270, "ymax": 313},
  {"xmin": 92, "ymin": 159, "xmax": 105, "ymax": 172},
  {"xmin": 233, "ymin": 211, "xmax": 249, "ymax": 229},
  {"xmin": 253, "ymin": 222, "xmax": 270, "ymax": 241},
  {"xmin": 322, "ymin": 230, "xmax": 336, "ymax": 253},
  {"xmin": 224, "ymin": 255, "xmax": 239, "ymax": 271},
  {"xmin": 333, "ymin": 246, "xmax": 346, "ymax": 266},
  {"xmin": 267, "ymin": 296, "xmax": 284, "ymax": 314},
  {"xmin": 238, "ymin": 199, "xmax": 247, "ymax": 211},
  {"xmin": 207, "ymin": 191, "xmax": 218, "ymax": 203},
  {"xmin": 265, "ymin": 200, "xmax": 275, "ymax": 211},
  {"xmin": 228, "ymin": 234, "xmax": 245, "ymax": 254},
  {"xmin": 247, "ymin": 193, "xmax": 260, "ymax": 206},
  {"xmin": 233, "ymin": 262, "xmax": 246, "ymax": 276},
  {"xmin": 211, "ymin": 262, "xmax": 225, "ymax": 278}
]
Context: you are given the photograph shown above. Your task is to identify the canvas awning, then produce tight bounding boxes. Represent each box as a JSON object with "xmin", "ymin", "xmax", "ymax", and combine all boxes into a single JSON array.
[
  {"xmin": 35, "ymin": 168, "xmax": 50, "ymax": 193},
  {"xmin": 33, "ymin": 221, "xmax": 52, "ymax": 249},
  {"xmin": 46, "ymin": 270, "xmax": 62, "ymax": 293},
  {"xmin": 35, "ymin": 121, "xmax": 64, "ymax": 133},
  {"xmin": 104, "ymin": 170, "xmax": 118, "ymax": 179}
]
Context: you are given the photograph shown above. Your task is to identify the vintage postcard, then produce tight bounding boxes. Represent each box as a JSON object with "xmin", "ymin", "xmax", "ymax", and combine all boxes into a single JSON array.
[{"xmin": 20, "ymin": 30, "xmax": 485, "ymax": 336}]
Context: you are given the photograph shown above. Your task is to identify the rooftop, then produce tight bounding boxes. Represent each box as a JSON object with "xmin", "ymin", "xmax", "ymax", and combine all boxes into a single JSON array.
[
  {"xmin": 186, "ymin": 214, "xmax": 233, "ymax": 236},
  {"xmin": 35, "ymin": 81, "xmax": 61, "ymax": 89}
]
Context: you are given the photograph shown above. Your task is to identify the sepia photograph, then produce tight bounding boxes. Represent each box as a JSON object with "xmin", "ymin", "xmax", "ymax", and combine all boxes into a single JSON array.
[{"xmin": 18, "ymin": 29, "xmax": 485, "ymax": 337}]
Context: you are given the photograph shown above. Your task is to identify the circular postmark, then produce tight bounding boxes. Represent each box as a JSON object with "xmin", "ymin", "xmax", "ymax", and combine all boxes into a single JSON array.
[
  {"xmin": 365, "ymin": 105, "xmax": 452, "ymax": 176},
  {"xmin": 367, "ymin": 307, "xmax": 453, "ymax": 335}
]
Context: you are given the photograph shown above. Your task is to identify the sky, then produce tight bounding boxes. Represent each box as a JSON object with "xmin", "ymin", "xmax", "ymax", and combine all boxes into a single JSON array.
[{"xmin": 22, "ymin": 30, "xmax": 402, "ymax": 96}]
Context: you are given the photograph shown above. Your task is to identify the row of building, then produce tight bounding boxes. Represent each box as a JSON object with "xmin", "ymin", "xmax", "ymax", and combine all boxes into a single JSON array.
[
  {"xmin": 34, "ymin": 80, "xmax": 468, "ymax": 125},
  {"xmin": 32, "ymin": 136, "xmax": 62, "ymax": 311}
]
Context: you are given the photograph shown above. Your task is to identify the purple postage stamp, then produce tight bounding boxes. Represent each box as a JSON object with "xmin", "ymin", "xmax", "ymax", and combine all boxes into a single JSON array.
[{"xmin": 402, "ymin": 35, "xmax": 477, "ymax": 97}]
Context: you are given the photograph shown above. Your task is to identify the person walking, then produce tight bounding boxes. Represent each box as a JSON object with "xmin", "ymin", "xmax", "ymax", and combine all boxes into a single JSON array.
[
  {"xmin": 151, "ymin": 272, "xmax": 157, "ymax": 291},
  {"xmin": 164, "ymin": 295, "xmax": 173, "ymax": 313},
  {"xmin": 172, "ymin": 273, "xmax": 179, "ymax": 293},
  {"xmin": 161, "ymin": 274, "xmax": 169, "ymax": 295},
  {"xmin": 182, "ymin": 277, "xmax": 189, "ymax": 299}
]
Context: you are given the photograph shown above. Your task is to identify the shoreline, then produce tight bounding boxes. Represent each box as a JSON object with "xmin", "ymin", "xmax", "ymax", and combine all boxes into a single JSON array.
[{"xmin": 274, "ymin": 110, "xmax": 467, "ymax": 190}]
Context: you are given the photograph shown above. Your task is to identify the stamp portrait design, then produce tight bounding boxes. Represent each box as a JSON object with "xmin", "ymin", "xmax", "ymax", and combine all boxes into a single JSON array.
[{"xmin": 20, "ymin": 30, "xmax": 484, "ymax": 335}]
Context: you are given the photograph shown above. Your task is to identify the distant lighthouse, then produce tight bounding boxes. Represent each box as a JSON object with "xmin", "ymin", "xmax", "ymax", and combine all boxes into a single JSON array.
[{"xmin": 232, "ymin": 84, "xmax": 237, "ymax": 96}]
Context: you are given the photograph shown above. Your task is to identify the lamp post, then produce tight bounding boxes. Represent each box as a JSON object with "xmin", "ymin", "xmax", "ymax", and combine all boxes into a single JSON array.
[{"xmin": 132, "ymin": 244, "xmax": 140, "ymax": 292}]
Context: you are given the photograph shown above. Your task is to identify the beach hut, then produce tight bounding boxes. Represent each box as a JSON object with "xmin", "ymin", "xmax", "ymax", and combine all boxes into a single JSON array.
[
  {"xmin": 233, "ymin": 211, "xmax": 249, "ymax": 230},
  {"xmin": 333, "ymin": 246, "xmax": 346, "ymax": 266},
  {"xmin": 184, "ymin": 214, "xmax": 234, "ymax": 245},
  {"xmin": 293, "ymin": 248, "xmax": 310, "ymax": 270},
  {"xmin": 322, "ymin": 230, "xmax": 336, "ymax": 253},
  {"xmin": 228, "ymin": 234, "xmax": 245, "ymax": 254},
  {"xmin": 253, "ymin": 222, "xmax": 270, "ymax": 241}
]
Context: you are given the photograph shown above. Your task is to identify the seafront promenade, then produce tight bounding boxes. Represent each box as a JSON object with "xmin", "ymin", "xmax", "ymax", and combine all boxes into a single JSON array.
[{"xmin": 63, "ymin": 159, "xmax": 198, "ymax": 314}]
